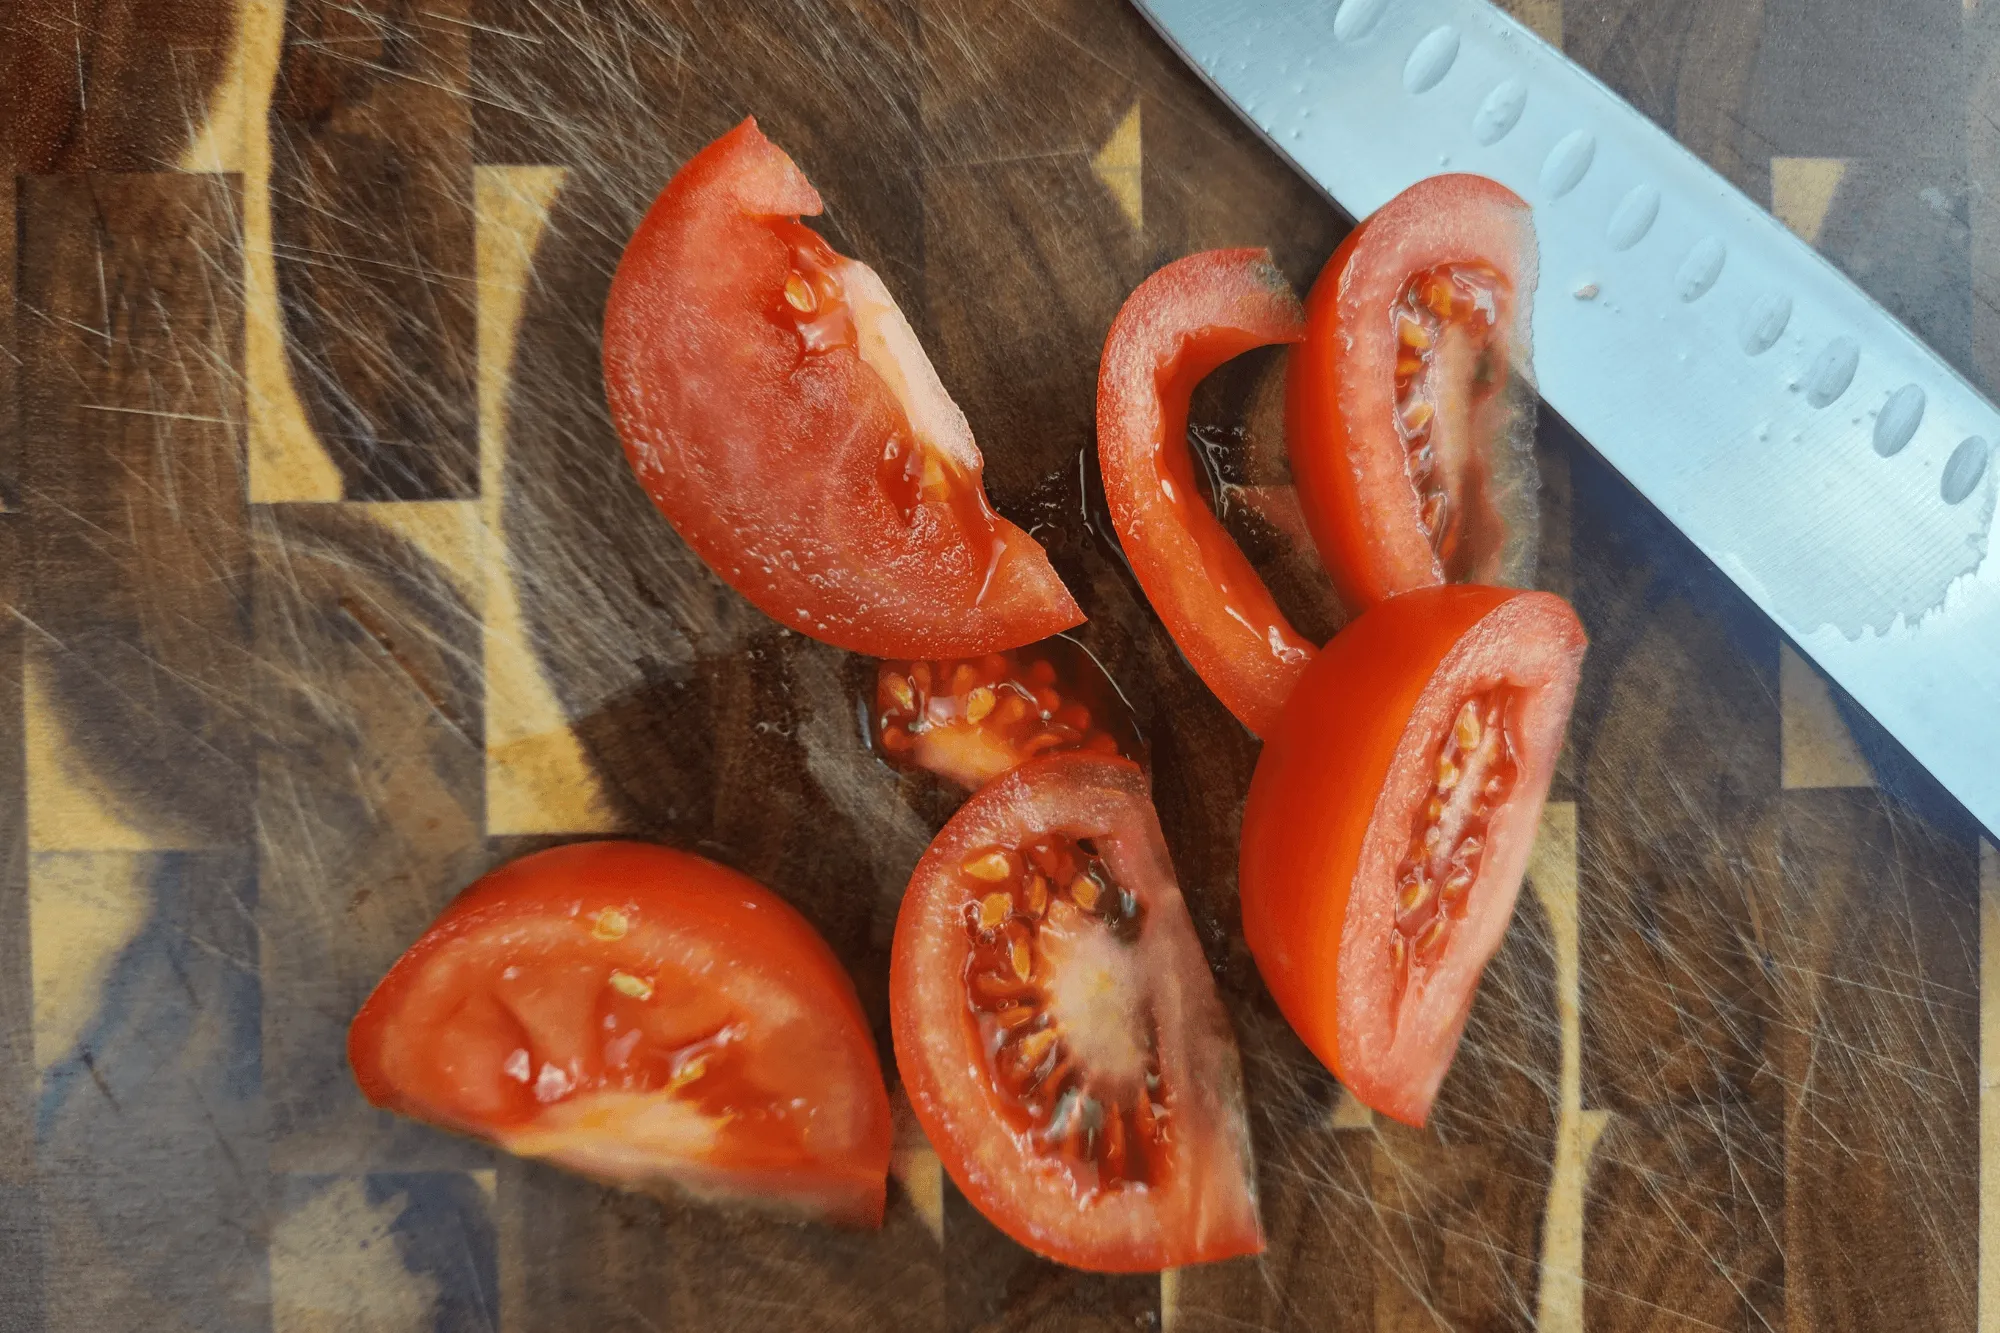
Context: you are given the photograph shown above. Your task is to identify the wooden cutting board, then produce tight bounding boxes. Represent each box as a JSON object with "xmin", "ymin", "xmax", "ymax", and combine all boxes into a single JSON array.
[{"xmin": 2, "ymin": 0, "xmax": 1993, "ymax": 1328}]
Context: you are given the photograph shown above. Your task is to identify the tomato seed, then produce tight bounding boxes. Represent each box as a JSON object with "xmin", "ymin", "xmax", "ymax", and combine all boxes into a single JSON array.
[
  {"xmin": 591, "ymin": 909, "xmax": 629, "ymax": 941},
  {"xmin": 1071, "ymin": 872, "xmax": 1101, "ymax": 912},
  {"xmin": 1414, "ymin": 914, "xmax": 1450, "ymax": 964},
  {"xmin": 1401, "ymin": 399, "xmax": 1435, "ymax": 434},
  {"xmin": 1009, "ymin": 937, "xmax": 1034, "ymax": 982},
  {"xmin": 979, "ymin": 892, "xmax": 1012, "ymax": 931},
  {"xmin": 964, "ymin": 849, "xmax": 1015, "ymax": 881},
  {"xmin": 1397, "ymin": 313, "xmax": 1432, "ymax": 350},
  {"xmin": 1453, "ymin": 699, "xmax": 1483, "ymax": 751},
  {"xmin": 1396, "ymin": 873, "xmax": 1436, "ymax": 932},
  {"xmin": 1025, "ymin": 873, "xmax": 1049, "ymax": 917},
  {"xmin": 883, "ymin": 673, "xmax": 917, "ymax": 713},
  {"xmin": 950, "ymin": 663, "xmax": 978, "ymax": 696},
  {"xmin": 783, "ymin": 271, "xmax": 817, "ymax": 312},
  {"xmin": 608, "ymin": 970, "xmax": 654, "ymax": 1001},
  {"xmin": 964, "ymin": 686, "xmax": 997, "ymax": 722}
]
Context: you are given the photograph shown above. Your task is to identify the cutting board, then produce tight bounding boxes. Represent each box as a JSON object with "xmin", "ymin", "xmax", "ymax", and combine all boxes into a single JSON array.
[{"xmin": 2, "ymin": 0, "xmax": 1994, "ymax": 1328}]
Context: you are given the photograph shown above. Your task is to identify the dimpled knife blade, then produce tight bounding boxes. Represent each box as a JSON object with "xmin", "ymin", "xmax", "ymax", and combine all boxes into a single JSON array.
[{"xmin": 1135, "ymin": 0, "xmax": 2000, "ymax": 835}]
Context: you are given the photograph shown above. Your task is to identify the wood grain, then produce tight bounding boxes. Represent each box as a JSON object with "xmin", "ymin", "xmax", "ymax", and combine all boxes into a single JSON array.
[
  {"xmin": 3, "ymin": 0, "xmax": 1997, "ymax": 1326},
  {"xmin": 17, "ymin": 171, "xmax": 251, "ymax": 851},
  {"xmin": 1569, "ymin": 445, "xmax": 1788, "ymax": 1330},
  {"xmin": 6, "ymin": 0, "xmax": 239, "ymax": 172},
  {"xmin": 270, "ymin": 0, "xmax": 478, "ymax": 498},
  {"xmin": 1777, "ymin": 789, "xmax": 1977, "ymax": 1332}
]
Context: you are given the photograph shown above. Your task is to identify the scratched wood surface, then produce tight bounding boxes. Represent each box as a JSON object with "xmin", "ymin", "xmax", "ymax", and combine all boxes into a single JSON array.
[{"xmin": 1, "ymin": 0, "xmax": 1994, "ymax": 1329}]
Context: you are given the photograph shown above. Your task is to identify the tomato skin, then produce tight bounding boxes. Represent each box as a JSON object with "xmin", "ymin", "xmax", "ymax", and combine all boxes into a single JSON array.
[
  {"xmin": 1239, "ymin": 586, "xmax": 1583, "ymax": 1125},
  {"xmin": 603, "ymin": 117, "xmax": 1082, "ymax": 658},
  {"xmin": 1097, "ymin": 249, "xmax": 1315, "ymax": 737},
  {"xmin": 349, "ymin": 841, "xmax": 893, "ymax": 1226},
  {"xmin": 1287, "ymin": 176, "xmax": 1537, "ymax": 607},
  {"xmin": 890, "ymin": 754, "xmax": 1262, "ymax": 1271}
]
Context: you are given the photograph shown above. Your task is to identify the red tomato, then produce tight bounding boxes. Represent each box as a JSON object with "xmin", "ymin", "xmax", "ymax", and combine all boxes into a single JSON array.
[
  {"xmin": 1287, "ymin": 176, "xmax": 1539, "ymax": 607},
  {"xmin": 348, "ymin": 841, "xmax": 894, "ymax": 1226},
  {"xmin": 1238, "ymin": 586, "xmax": 1583, "ymax": 1125},
  {"xmin": 603, "ymin": 118, "xmax": 1082, "ymax": 658},
  {"xmin": 1097, "ymin": 249, "xmax": 1316, "ymax": 737},
  {"xmin": 891, "ymin": 754, "xmax": 1262, "ymax": 1271},
  {"xmin": 870, "ymin": 639, "xmax": 1142, "ymax": 789}
]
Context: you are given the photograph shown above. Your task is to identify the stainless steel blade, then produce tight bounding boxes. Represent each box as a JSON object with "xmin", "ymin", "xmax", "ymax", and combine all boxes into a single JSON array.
[{"xmin": 1135, "ymin": 0, "xmax": 2000, "ymax": 833}]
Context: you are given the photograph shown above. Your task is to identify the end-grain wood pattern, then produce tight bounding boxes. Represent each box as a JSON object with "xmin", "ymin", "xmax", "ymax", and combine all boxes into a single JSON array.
[{"xmin": 0, "ymin": 0, "xmax": 1992, "ymax": 1328}]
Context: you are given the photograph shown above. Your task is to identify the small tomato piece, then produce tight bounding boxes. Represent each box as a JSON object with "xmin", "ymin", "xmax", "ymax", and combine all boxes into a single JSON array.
[
  {"xmin": 603, "ymin": 117, "xmax": 1082, "ymax": 658},
  {"xmin": 349, "ymin": 841, "xmax": 894, "ymax": 1226},
  {"xmin": 892, "ymin": 754, "xmax": 1263, "ymax": 1271},
  {"xmin": 1288, "ymin": 176, "xmax": 1539, "ymax": 606},
  {"xmin": 1239, "ymin": 586, "xmax": 1583, "ymax": 1125},
  {"xmin": 1097, "ymin": 249, "xmax": 1316, "ymax": 737}
]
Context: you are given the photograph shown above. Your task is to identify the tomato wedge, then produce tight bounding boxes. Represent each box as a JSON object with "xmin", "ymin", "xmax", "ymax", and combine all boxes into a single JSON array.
[
  {"xmin": 349, "ymin": 841, "xmax": 894, "ymax": 1226},
  {"xmin": 1097, "ymin": 249, "xmax": 1315, "ymax": 737},
  {"xmin": 1238, "ymin": 586, "xmax": 1583, "ymax": 1125},
  {"xmin": 1287, "ymin": 176, "xmax": 1539, "ymax": 607},
  {"xmin": 603, "ymin": 118, "xmax": 1082, "ymax": 658},
  {"xmin": 869, "ymin": 639, "xmax": 1142, "ymax": 789},
  {"xmin": 891, "ymin": 754, "xmax": 1261, "ymax": 1271}
]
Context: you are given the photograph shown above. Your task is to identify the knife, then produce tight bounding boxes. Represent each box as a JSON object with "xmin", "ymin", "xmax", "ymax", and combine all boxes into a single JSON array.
[{"xmin": 1132, "ymin": 0, "xmax": 2000, "ymax": 836}]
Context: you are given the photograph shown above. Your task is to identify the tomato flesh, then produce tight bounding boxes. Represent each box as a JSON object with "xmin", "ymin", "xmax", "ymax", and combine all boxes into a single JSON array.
[
  {"xmin": 349, "ymin": 842, "xmax": 894, "ymax": 1226},
  {"xmin": 604, "ymin": 118, "xmax": 1082, "ymax": 658},
  {"xmin": 871, "ymin": 640, "xmax": 1141, "ymax": 789},
  {"xmin": 1288, "ymin": 176, "xmax": 1539, "ymax": 608},
  {"xmin": 1239, "ymin": 587, "xmax": 1583, "ymax": 1125},
  {"xmin": 892, "ymin": 755, "xmax": 1262, "ymax": 1271},
  {"xmin": 1096, "ymin": 249, "xmax": 1314, "ymax": 737}
]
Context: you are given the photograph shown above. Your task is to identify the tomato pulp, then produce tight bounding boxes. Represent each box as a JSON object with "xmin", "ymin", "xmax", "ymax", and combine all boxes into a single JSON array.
[
  {"xmin": 1287, "ymin": 176, "xmax": 1539, "ymax": 606},
  {"xmin": 349, "ymin": 842, "xmax": 894, "ymax": 1226},
  {"xmin": 1097, "ymin": 249, "xmax": 1316, "ymax": 737},
  {"xmin": 1238, "ymin": 586, "xmax": 1583, "ymax": 1125},
  {"xmin": 891, "ymin": 754, "xmax": 1262, "ymax": 1271},
  {"xmin": 869, "ymin": 639, "xmax": 1142, "ymax": 789},
  {"xmin": 604, "ymin": 118, "xmax": 1082, "ymax": 658}
]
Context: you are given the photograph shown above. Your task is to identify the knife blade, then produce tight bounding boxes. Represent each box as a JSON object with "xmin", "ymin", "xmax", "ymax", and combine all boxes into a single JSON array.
[{"xmin": 1132, "ymin": 0, "xmax": 2000, "ymax": 836}]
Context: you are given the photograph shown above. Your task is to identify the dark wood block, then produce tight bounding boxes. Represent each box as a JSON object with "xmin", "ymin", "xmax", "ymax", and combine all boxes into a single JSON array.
[
  {"xmin": 272, "ymin": 0, "xmax": 478, "ymax": 499},
  {"xmin": 1568, "ymin": 445, "xmax": 1787, "ymax": 1326},
  {"xmin": 1371, "ymin": 1128, "xmax": 1549, "ymax": 1332},
  {"xmin": 501, "ymin": 1157, "xmax": 947, "ymax": 1332},
  {"xmin": 0, "ymin": 517, "xmax": 39, "ymax": 1333},
  {"xmin": 35, "ymin": 850, "xmax": 266, "ymax": 1333},
  {"xmin": 1750, "ymin": 0, "xmax": 1968, "ymax": 162},
  {"xmin": 1776, "ymin": 788, "xmax": 1978, "ymax": 1332},
  {"xmin": 0, "ymin": 171, "xmax": 18, "ymax": 511},
  {"xmin": 250, "ymin": 502, "xmax": 490, "ymax": 1172},
  {"xmin": 1583, "ymin": 1107, "xmax": 1786, "ymax": 1331},
  {"xmin": 6, "ymin": 0, "xmax": 238, "ymax": 172},
  {"xmin": 920, "ymin": 0, "xmax": 1138, "ymax": 167},
  {"xmin": 1563, "ymin": 0, "xmax": 1774, "ymax": 199},
  {"xmin": 16, "ymin": 171, "xmax": 252, "ymax": 848}
]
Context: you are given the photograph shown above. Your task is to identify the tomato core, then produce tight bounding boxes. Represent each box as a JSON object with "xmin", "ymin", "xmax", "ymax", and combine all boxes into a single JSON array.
[
  {"xmin": 1393, "ymin": 264, "xmax": 1511, "ymax": 574},
  {"xmin": 1389, "ymin": 688, "xmax": 1519, "ymax": 998},
  {"xmin": 871, "ymin": 642, "xmax": 1139, "ymax": 788},
  {"xmin": 958, "ymin": 834, "xmax": 1168, "ymax": 1199}
]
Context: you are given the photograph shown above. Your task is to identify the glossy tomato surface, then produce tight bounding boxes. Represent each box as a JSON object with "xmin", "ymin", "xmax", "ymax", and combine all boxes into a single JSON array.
[
  {"xmin": 1287, "ymin": 176, "xmax": 1539, "ymax": 607},
  {"xmin": 1239, "ymin": 586, "xmax": 1583, "ymax": 1125},
  {"xmin": 349, "ymin": 841, "xmax": 894, "ymax": 1226},
  {"xmin": 890, "ymin": 754, "xmax": 1262, "ymax": 1271},
  {"xmin": 869, "ymin": 638, "xmax": 1142, "ymax": 790},
  {"xmin": 1097, "ymin": 249, "xmax": 1315, "ymax": 737},
  {"xmin": 603, "ymin": 117, "xmax": 1081, "ymax": 658}
]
